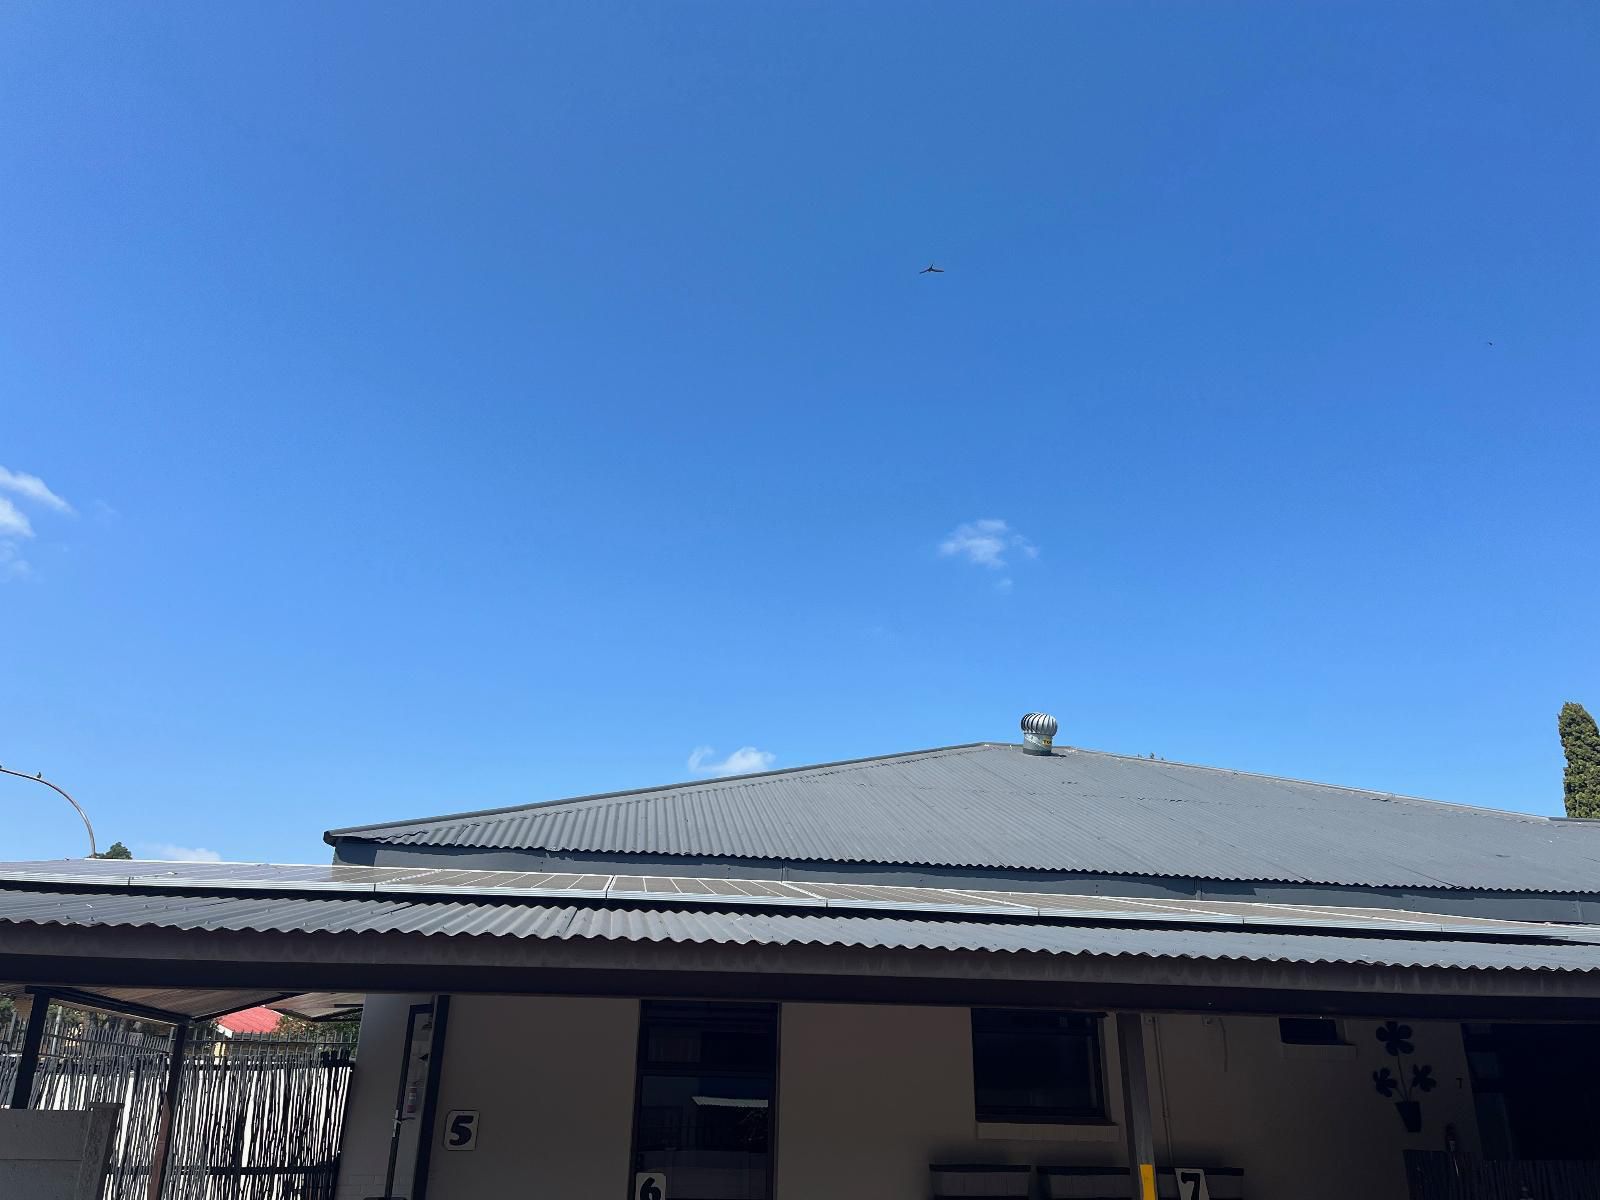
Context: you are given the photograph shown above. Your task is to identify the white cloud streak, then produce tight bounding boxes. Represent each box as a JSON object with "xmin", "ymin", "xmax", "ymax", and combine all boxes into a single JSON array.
[
  {"xmin": 688, "ymin": 745, "xmax": 776, "ymax": 778},
  {"xmin": 0, "ymin": 467, "xmax": 73, "ymax": 514},
  {"xmin": 938, "ymin": 519, "xmax": 1038, "ymax": 570},
  {"xmin": 138, "ymin": 843, "xmax": 224, "ymax": 862},
  {"xmin": 0, "ymin": 466, "xmax": 73, "ymax": 580}
]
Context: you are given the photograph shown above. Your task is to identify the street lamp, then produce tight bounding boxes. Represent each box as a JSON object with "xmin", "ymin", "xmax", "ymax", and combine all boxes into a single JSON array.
[{"xmin": 0, "ymin": 764, "xmax": 97, "ymax": 858}]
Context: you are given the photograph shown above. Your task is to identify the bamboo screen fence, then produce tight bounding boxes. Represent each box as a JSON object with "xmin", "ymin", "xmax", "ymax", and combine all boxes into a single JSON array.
[{"xmin": 1, "ymin": 1006, "xmax": 359, "ymax": 1200}]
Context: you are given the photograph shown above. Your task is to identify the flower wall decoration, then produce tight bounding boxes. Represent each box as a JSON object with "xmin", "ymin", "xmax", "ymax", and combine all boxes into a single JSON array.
[
  {"xmin": 1376, "ymin": 1021, "xmax": 1414, "ymax": 1057},
  {"xmin": 1371, "ymin": 1021, "xmax": 1435, "ymax": 1133}
]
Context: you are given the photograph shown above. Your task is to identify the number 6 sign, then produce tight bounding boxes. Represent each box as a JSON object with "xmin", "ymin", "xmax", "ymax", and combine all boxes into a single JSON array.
[{"xmin": 634, "ymin": 1171, "xmax": 667, "ymax": 1200}]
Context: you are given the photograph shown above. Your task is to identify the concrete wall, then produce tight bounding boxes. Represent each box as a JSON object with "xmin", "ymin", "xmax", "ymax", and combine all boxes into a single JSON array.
[{"xmin": 0, "ymin": 1104, "xmax": 120, "ymax": 1200}]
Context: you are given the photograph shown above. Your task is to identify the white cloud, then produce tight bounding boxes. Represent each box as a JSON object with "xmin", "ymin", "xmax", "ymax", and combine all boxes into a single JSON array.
[
  {"xmin": 938, "ymin": 518, "xmax": 1038, "ymax": 570},
  {"xmin": 0, "ymin": 466, "xmax": 73, "ymax": 580},
  {"xmin": 0, "ymin": 498, "xmax": 32, "ymax": 539},
  {"xmin": 0, "ymin": 467, "xmax": 73, "ymax": 514},
  {"xmin": 688, "ymin": 745, "xmax": 776, "ymax": 778},
  {"xmin": 138, "ymin": 843, "xmax": 224, "ymax": 863}
]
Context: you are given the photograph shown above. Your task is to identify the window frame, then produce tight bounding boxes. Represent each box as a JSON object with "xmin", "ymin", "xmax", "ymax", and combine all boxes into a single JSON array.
[
  {"xmin": 969, "ymin": 1008, "xmax": 1108, "ymax": 1126},
  {"xmin": 1278, "ymin": 1017, "xmax": 1345, "ymax": 1046}
]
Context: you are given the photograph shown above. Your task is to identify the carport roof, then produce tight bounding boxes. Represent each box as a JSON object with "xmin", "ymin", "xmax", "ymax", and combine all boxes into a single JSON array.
[{"xmin": 0, "ymin": 981, "xmax": 359, "ymax": 1023}]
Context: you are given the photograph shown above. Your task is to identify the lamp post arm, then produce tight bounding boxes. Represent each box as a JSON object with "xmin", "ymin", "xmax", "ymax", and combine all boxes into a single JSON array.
[{"xmin": 0, "ymin": 764, "xmax": 98, "ymax": 858}]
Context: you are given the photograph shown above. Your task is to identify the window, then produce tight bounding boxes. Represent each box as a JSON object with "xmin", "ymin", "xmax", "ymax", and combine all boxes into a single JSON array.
[
  {"xmin": 1278, "ymin": 1017, "xmax": 1343, "ymax": 1046},
  {"xmin": 971, "ymin": 1009, "xmax": 1105, "ymax": 1124},
  {"xmin": 631, "ymin": 1002, "xmax": 779, "ymax": 1200}
]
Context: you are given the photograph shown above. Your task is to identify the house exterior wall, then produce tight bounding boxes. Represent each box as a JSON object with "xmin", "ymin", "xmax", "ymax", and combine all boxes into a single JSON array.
[
  {"xmin": 335, "ymin": 993, "xmax": 432, "ymax": 1200},
  {"xmin": 430, "ymin": 995, "xmax": 640, "ymax": 1200},
  {"xmin": 775, "ymin": 1002, "xmax": 1129, "ymax": 1199},
  {"xmin": 777, "ymin": 1005, "xmax": 1479, "ymax": 1200},
  {"xmin": 1149, "ymin": 1013, "xmax": 1479, "ymax": 1200},
  {"xmin": 338, "ymin": 996, "xmax": 1479, "ymax": 1200}
]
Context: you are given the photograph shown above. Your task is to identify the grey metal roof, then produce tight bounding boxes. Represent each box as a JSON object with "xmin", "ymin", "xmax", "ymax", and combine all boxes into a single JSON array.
[
  {"xmin": 0, "ymin": 858, "xmax": 1586, "ymax": 940},
  {"xmin": 4, "ymin": 886, "xmax": 1600, "ymax": 974},
  {"xmin": 323, "ymin": 743, "xmax": 1600, "ymax": 892}
]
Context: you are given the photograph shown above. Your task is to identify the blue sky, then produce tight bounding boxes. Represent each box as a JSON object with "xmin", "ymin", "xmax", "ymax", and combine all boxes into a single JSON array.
[{"xmin": 3, "ymin": 2, "xmax": 1597, "ymax": 864}]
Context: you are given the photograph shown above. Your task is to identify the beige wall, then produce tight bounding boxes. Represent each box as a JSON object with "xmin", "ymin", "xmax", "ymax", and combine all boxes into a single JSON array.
[
  {"xmin": 424, "ymin": 995, "xmax": 639, "ymax": 1200},
  {"xmin": 777, "ymin": 1004, "xmax": 1479, "ymax": 1200},
  {"xmin": 1149, "ymin": 1013, "xmax": 1479, "ymax": 1200},
  {"xmin": 339, "ymin": 996, "xmax": 1480, "ymax": 1200},
  {"xmin": 777, "ymin": 1003, "xmax": 1128, "ymax": 1200}
]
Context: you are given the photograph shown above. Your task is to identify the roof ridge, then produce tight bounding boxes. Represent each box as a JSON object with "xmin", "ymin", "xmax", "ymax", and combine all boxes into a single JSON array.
[{"xmin": 323, "ymin": 742, "xmax": 995, "ymax": 845}]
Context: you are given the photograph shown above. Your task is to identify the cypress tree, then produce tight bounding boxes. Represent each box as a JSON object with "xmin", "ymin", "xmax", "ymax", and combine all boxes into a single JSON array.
[{"xmin": 1559, "ymin": 702, "xmax": 1600, "ymax": 819}]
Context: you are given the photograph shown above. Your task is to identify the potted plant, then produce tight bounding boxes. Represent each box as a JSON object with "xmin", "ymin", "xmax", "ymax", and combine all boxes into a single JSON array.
[{"xmin": 1371, "ymin": 1021, "xmax": 1437, "ymax": 1133}]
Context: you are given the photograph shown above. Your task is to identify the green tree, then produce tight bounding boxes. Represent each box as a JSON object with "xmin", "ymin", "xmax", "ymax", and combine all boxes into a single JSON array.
[
  {"xmin": 1560, "ymin": 702, "xmax": 1600, "ymax": 819},
  {"xmin": 92, "ymin": 841, "xmax": 132, "ymax": 860}
]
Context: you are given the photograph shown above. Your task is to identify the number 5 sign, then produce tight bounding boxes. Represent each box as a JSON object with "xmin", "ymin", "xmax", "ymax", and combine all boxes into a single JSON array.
[
  {"xmin": 634, "ymin": 1172, "xmax": 667, "ymax": 1200},
  {"xmin": 443, "ymin": 1110, "xmax": 479, "ymax": 1151},
  {"xmin": 1175, "ymin": 1168, "xmax": 1210, "ymax": 1200}
]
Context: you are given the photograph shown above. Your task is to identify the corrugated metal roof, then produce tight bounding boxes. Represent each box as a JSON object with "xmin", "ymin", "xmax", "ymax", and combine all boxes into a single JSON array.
[
  {"xmin": 323, "ymin": 743, "xmax": 1600, "ymax": 892},
  {"xmin": 0, "ymin": 858, "xmax": 1583, "ymax": 939},
  {"xmin": 3, "ymin": 886, "xmax": 1600, "ymax": 974}
]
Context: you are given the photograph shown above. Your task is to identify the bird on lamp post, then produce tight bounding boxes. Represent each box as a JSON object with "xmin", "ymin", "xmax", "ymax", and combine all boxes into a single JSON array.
[{"xmin": 0, "ymin": 763, "xmax": 98, "ymax": 857}]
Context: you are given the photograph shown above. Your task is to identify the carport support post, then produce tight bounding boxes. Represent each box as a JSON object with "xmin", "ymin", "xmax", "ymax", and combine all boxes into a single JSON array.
[
  {"xmin": 146, "ymin": 1019, "xmax": 189, "ymax": 1200},
  {"xmin": 8, "ymin": 993, "xmax": 50, "ymax": 1108},
  {"xmin": 1117, "ymin": 1012, "xmax": 1158, "ymax": 1200}
]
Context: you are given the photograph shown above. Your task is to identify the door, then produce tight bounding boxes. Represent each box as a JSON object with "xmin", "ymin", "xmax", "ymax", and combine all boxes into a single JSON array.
[{"xmin": 629, "ymin": 1001, "xmax": 779, "ymax": 1200}]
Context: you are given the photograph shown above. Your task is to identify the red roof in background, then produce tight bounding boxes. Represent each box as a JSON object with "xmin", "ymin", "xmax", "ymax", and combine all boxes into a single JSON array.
[{"xmin": 216, "ymin": 1006, "xmax": 282, "ymax": 1035}]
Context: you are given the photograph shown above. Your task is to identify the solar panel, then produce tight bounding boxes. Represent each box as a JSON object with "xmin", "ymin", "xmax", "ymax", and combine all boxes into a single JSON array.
[
  {"xmin": 968, "ymin": 889, "xmax": 1212, "ymax": 921},
  {"xmin": 0, "ymin": 859, "xmax": 1594, "ymax": 944},
  {"xmin": 603, "ymin": 875, "xmax": 824, "ymax": 906},
  {"xmin": 796, "ymin": 881, "xmax": 1038, "ymax": 913}
]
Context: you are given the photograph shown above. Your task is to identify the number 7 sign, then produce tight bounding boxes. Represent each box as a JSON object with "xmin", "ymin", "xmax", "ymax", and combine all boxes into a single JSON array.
[{"xmin": 1175, "ymin": 1168, "xmax": 1210, "ymax": 1200}]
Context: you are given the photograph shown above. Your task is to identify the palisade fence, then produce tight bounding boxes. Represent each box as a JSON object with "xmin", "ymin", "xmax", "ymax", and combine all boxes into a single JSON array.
[{"xmin": 1, "ymin": 1007, "xmax": 358, "ymax": 1200}]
